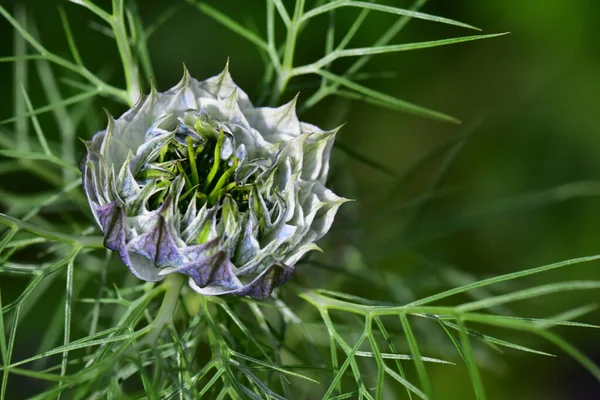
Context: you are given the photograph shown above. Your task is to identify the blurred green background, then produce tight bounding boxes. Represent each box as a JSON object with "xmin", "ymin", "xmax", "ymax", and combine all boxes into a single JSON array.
[{"xmin": 1, "ymin": 0, "xmax": 600, "ymax": 398}]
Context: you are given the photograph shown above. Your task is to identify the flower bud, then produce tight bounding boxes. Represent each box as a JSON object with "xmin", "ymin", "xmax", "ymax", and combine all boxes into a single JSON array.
[{"xmin": 81, "ymin": 64, "xmax": 348, "ymax": 298}]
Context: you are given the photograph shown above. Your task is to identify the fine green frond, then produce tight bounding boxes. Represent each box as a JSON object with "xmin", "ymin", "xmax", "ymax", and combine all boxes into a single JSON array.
[
  {"xmin": 0, "ymin": 55, "xmax": 47, "ymax": 63},
  {"xmin": 433, "ymin": 317, "xmax": 554, "ymax": 357},
  {"xmin": 301, "ymin": 1, "xmax": 480, "ymax": 31},
  {"xmin": 400, "ymin": 313, "xmax": 433, "ymax": 398},
  {"xmin": 271, "ymin": 0, "xmax": 291, "ymax": 27},
  {"xmin": 303, "ymin": 0, "xmax": 428, "ymax": 106},
  {"xmin": 0, "ymin": 79, "xmax": 100, "ymax": 124},
  {"xmin": 0, "ymin": 5, "xmax": 129, "ymax": 103},
  {"xmin": 335, "ymin": 140, "xmax": 399, "ymax": 179},
  {"xmin": 457, "ymin": 318, "xmax": 486, "ymax": 400},
  {"xmin": 0, "ymin": 213, "xmax": 104, "ymax": 248},
  {"xmin": 300, "ymin": 282, "xmax": 600, "ymax": 399},
  {"xmin": 1, "ymin": 1, "xmax": 596, "ymax": 399},
  {"xmin": 12, "ymin": 3, "xmax": 28, "ymax": 152},
  {"xmin": 317, "ymin": 70, "xmax": 460, "ymax": 123},
  {"xmin": 408, "ymin": 254, "xmax": 600, "ymax": 306},
  {"xmin": 0, "ymin": 150, "xmax": 79, "ymax": 174},
  {"xmin": 58, "ymin": 6, "xmax": 84, "ymax": 66},
  {"xmin": 19, "ymin": 86, "xmax": 52, "ymax": 156},
  {"xmin": 457, "ymin": 281, "xmax": 600, "ymax": 312},
  {"xmin": 293, "ymin": 33, "xmax": 508, "ymax": 76},
  {"xmin": 145, "ymin": 4, "xmax": 180, "ymax": 39},
  {"xmin": 534, "ymin": 304, "xmax": 599, "ymax": 329},
  {"xmin": 68, "ymin": 0, "xmax": 113, "ymax": 24},
  {"xmin": 186, "ymin": 1, "xmax": 269, "ymax": 52}
]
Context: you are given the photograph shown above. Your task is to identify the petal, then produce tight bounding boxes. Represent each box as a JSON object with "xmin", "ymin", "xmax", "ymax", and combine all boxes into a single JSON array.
[{"xmin": 96, "ymin": 201, "xmax": 162, "ymax": 281}]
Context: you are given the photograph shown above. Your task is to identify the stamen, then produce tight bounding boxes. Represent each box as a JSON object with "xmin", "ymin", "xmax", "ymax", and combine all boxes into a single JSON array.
[
  {"xmin": 222, "ymin": 181, "xmax": 237, "ymax": 192},
  {"xmin": 180, "ymin": 184, "xmax": 199, "ymax": 203},
  {"xmin": 137, "ymin": 168, "xmax": 175, "ymax": 181},
  {"xmin": 208, "ymin": 160, "xmax": 238, "ymax": 205},
  {"xmin": 159, "ymin": 143, "xmax": 168, "ymax": 163},
  {"xmin": 187, "ymin": 136, "xmax": 200, "ymax": 187},
  {"xmin": 203, "ymin": 128, "xmax": 224, "ymax": 191},
  {"xmin": 154, "ymin": 184, "xmax": 168, "ymax": 207},
  {"xmin": 176, "ymin": 162, "xmax": 192, "ymax": 191},
  {"xmin": 196, "ymin": 192, "xmax": 207, "ymax": 203},
  {"xmin": 137, "ymin": 123, "xmax": 253, "ymax": 213}
]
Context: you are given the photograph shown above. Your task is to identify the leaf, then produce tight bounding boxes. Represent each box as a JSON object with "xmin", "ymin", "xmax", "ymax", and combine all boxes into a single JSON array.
[
  {"xmin": 58, "ymin": 6, "xmax": 83, "ymax": 65},
  {"xmin": 334, "ymin": 140, "xmax": 399, "ymax": 178},
  {"xmin": 68, "ymin": 0, "xmax": 113, "ymax": 24},
  {"xmin": 316, "ymin": 70, "xmax": 460, "ymax": 123},
  {"xmin": 399, "ymin": 314, "xmax": 433, "ymax": 398},
  {"xmin": 457, "ymin": 281, "xmax": 600, "ymax": 313},
  {"xmin": 302, "ymin": 1, "xmax": 480, "ymax": 31},
  {"xmin": 463, "ymin": 314, "xmax": 600, "ymax": 381},
  {"xmin": 1, "ymin": 88, "xmax": 99, "ymax": 126},
  {"xmin": 19, "ymin": 86, "xmax": 52, "ymax": 155},
  {"xmin": 457, "ymin": 318, "xmax": 486, "ymax": 399},
  {"xmin": 435, "ymin": 318, "xmax": 554, "ymax": 357},
  {"xmin": 186, "ymin": 1, "xmax": 268, "ymax": 51},
  {"xmin": 354, "ymin": 351, "xmax": 454, "ymax": 364},
  {"xmin": 230, "ymin": 351, "xmax": 319, "ymax": 383},
  {"xmin": 294, "ymin": 33, "xmax": 509, "ymax": 76},
  {"xmin": 408, "ymin": 255, "xmax": 600, "ymax": 306}
]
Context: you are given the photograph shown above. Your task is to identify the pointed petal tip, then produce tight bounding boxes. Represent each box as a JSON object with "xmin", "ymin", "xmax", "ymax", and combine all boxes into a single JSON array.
[
  {"xmin": 103, "ymin": 109, "xmax": 116, "ymax": 129},
  {"xmin": 148, "ymin": 76, "xmax": 158, "ymax": 98},
  {"xmin": 176, "ymin": 63, "xmax": 192, "ymax": 88},
  {"xmin": 216, "ymin": 58, "xmax": 233, "ymax": 84}
]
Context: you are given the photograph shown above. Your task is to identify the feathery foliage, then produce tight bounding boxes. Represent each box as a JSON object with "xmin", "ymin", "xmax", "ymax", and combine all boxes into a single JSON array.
[{"xmin": 0, "ymin": 0, "xmax": 598, "ymax": 399}]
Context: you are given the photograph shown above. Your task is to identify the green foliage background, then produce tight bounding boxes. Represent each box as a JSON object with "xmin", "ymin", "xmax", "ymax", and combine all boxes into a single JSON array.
[{"xmin": 1, "ymin": 0, "xmax": 599, "ymax": 399}]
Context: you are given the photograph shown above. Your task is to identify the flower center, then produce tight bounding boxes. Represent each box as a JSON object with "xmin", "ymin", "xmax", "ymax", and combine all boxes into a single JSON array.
[{"xmin": 136, "ymin": 120, "xmax": 251, "ymax": 213}]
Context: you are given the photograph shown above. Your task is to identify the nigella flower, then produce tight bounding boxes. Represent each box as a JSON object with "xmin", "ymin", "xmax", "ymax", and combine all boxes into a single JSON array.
[{"xmin": 81, "ymin": 64, "xmax": 348, "ymax": 299}]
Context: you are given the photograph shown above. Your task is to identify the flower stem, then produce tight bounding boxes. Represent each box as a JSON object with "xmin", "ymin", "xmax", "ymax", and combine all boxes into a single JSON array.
[
  {"xmin": 270, "ymin": 0, "xmax": 305, "ymax": 105},
  {"xmin": 143, "ymin": 273, "xmax": 185, "ymax": 345},
  {"xmin": 111, "ymin": 0, "xmax": 140, "ymax": 106}
]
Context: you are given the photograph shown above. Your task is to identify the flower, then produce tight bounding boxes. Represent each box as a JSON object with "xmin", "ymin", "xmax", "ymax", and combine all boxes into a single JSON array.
[{"xmin": 81, "ymin": 64, "xmax": 348, "ymax": 299}]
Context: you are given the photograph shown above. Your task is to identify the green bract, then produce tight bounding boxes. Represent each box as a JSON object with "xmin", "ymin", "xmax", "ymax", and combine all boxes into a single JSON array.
[{"xmin": 81, "ymin": 64, "xmax": 348, "ymax": 298}]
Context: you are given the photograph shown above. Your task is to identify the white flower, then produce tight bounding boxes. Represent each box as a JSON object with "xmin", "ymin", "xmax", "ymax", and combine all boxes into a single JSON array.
[{"xmin": 81, "ymin": 64, "xmax": 348, "ymax": 298}]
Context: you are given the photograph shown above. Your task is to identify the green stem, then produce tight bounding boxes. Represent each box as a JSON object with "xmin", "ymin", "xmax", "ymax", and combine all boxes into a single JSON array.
[
  {"xmin": 13, "ymin": 3, "xmax": 28, "ymax": 151},
  {"xmin": 111, "ymin": 1, "xmax": 140, "ymax": 106},
  {"xmin": 271, "ymin": 0, "xmax": 305, "ymax": 105},
  {"xmin": 143, "ymin": 273, "xmax": 185, "ymax": 345}
]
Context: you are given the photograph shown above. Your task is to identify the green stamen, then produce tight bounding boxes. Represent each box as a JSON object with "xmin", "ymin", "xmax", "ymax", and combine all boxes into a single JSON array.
[
  {"xmin": 176, "ymin": 162, "xmax": 192, "ymax": 191},
  {"xmin": 203, "ymin": 128, "xmax": 224, "ymax": 191},
  {"xmin": 137, "ymin": 168, "xmax": 175, "ymax": 181},
  {"xmin": 137, "ymin": 121, "xmax": 253, "ymax": 213},
  {"xmin": 208, "ymin": 160, "xmax": 238, "ymax": 205},
  {"xmin": 187, "ymin": 136, "xmax": 200, "ymax": 187},
  {"xmin": 196, "ymin": 192, "xmax": 207, "ymax": 203},
  {"xmin": 223, "ymin": 181, "xmax": 237, "ymax": 192},
  {"xmin": 155, "ymin": 185, "xmax": 168, "ymax": 207},
  {"xmin": 179, "ymin": 184, "xmax": 199, "ymax": 204},
  {"xmin": 159, "ymin": 143, "xmax": 168, "ymax": 163}
]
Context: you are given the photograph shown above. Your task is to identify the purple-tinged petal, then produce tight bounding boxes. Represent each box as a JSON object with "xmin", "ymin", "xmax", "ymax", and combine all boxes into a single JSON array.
[{"xmin": 96, "ymin": 201, "xmax": 162, "ymax": 281}]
